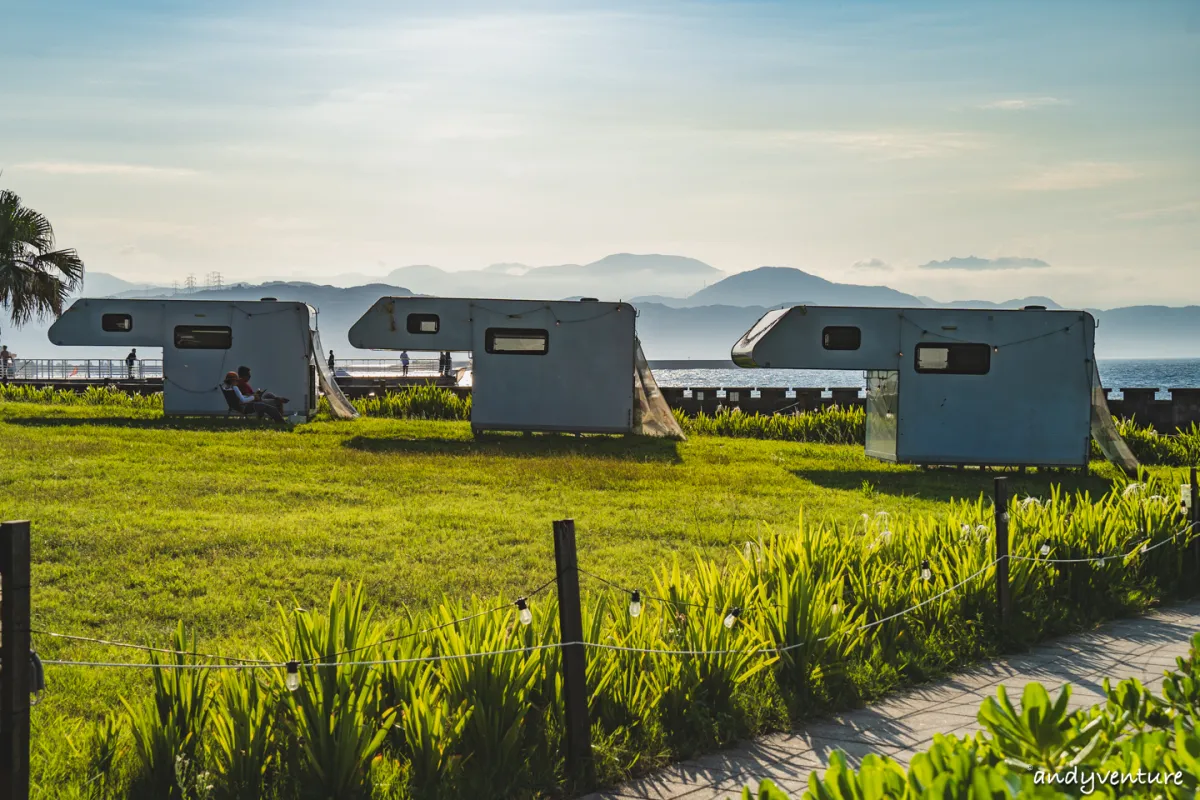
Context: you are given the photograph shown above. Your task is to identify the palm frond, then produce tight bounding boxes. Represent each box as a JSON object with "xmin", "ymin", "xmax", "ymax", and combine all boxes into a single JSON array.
[{"xmin": 0, "ymin": 188, "xmax": 85, "ymax": 327}]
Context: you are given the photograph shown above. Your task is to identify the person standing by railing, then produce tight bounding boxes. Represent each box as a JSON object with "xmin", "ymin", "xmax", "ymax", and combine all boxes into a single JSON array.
[
  {"xmin": 327, "ymin": 350, "xmax": 336, "ymax": 373},
  {"xmin": 125, "ymin": 348, "xmax": 137, "ymax": 380},
  {"xmin": 401, "ymin": 349, "xmax": 410, "ymax": 377},
  {"xmin": 0, "ymin": 345, "xmax": 13, "ymax": 380}
]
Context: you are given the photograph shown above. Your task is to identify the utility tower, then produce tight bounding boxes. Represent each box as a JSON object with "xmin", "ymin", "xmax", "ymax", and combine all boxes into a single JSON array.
[{"xmin": 184, "ymin": 274, "xmax": 197, "ymax": 293}]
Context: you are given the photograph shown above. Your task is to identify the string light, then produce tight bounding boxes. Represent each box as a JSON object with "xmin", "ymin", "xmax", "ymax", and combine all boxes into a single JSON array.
[
  {"xmin": 1039, "ymin": 542, "xmax": 1051, "ymax": 557},
  {"xmin": 723, "ymin": 607, "xmax": 741, "ymax": 629},
  {"xmin": 920, "ymin": 559, "xmax": 932, "ymax": 581},
  {"xmin": 516, "ymin": 597, "xmax": 533, "ymax": 626},
  {"xmin": 285, "ymin": 661, "xmax": 300, "ymax": 692},
  {"xmin": 30, "ymin": 651, "xmax": 45, "ymax": 706},
  {"xmin": 629, "ymin": 590, "xmax": 642, "ymax": 618}
]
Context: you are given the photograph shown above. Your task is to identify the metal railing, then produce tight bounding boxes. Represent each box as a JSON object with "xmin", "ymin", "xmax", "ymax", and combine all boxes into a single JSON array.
[
  {"xmin": 329, "ymin": 358, "xmax": 464, "ymax": 378},
  {"xmin": 1, "ymin": 359, "xmax": 164, "ymax": 381},
  {"xmin": 0, "ymin": 358, "xmax": 471, "ymax": 381}
]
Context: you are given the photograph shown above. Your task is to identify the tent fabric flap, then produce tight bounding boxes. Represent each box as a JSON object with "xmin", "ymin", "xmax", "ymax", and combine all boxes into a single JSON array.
[{"xmin": 633, "ymin": 337, "xmax": 686, "ymax": 440}]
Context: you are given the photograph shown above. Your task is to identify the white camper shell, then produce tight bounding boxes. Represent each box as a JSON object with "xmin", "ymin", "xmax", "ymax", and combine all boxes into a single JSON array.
[
  {"xmin": 732, "ymin": 305, "xmax": 1121, "ymax": 469},
  {"xmin": 350, "ymin": 296, "xmax": 662, "ymax": 435},
  {"xmin": 47, "ymin": 298, "xmax": 320, "ymax": 419}
]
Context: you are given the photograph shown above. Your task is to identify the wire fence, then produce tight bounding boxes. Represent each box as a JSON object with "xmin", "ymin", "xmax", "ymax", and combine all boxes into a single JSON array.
[{"xmin": 26, "ymin": 524, "xmax": 1195, "ymax": 672}]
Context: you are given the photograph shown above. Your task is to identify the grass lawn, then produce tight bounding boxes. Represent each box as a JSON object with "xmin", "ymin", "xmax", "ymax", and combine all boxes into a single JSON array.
[{"xmin": 0, "ymin": 401, "xmax": 1158, "ymax": 726}]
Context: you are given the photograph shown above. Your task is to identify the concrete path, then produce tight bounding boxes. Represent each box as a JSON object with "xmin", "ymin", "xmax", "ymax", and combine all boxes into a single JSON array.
[{"xmin": 584, "ymin": 601, "xmax": 1200, "ymax": 800}]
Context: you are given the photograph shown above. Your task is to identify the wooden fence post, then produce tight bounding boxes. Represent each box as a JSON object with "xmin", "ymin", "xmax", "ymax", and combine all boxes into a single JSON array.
[
  {"xmin": 553, "ymin": 519, "xmax": 593, "ymax": 789},
  {"xmin": 1, "ymin": 520, "xmax": 32, "ymax": 800},
  {"xmin": 993, "ymin": 478, "xmax": 1011, "ymax": 629}
]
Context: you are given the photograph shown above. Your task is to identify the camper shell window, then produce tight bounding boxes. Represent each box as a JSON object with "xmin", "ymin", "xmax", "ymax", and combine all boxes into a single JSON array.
[
  {"xmin": 485, "ymin": 328, "xmax": 548, "ymax": 355},
  {"xmin": 102, "ymin": 314, "xmax": 133, "ymax": 332},
  {"xmin": 915, "ymin": 343, "xmax": 990, "ymax": 375},
  {"xmin": 174, "ymin": 325, "xmax": 233, "ymax": 350},
  {"xmin": 822, "ymin": 326, "xmax": 861, "ymax": 351},
  {"xmin": 406, "ymin": 313, "xmax": 440, "ymax": 334}
]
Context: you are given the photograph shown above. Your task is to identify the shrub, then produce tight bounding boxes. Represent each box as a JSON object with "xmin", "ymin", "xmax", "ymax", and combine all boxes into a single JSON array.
[{"xmin": 34, "ymin": 474, "xmax": 1200, "ymax": 798}]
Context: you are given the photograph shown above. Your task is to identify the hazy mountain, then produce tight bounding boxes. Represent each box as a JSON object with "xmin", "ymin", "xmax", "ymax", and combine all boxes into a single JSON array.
[
  {"xmin": 1088, "ymin": 306, "xmax": 1200, "ymax": 359},
  {"xmin": 5, "ymin": 264, "xmax": 1199, "ymax": 361},
  {"xmin": 78, "ymin": 272, "xmax": 164, "ymax": 297},
  {"xmin": 630, "ymin": 294, "xmax": 689, "ymax": 307},
  {"xmin": 684, "ymin": 267, "xmax": 922, "ymax": 308},
  {"xmin": 917, "ymin": 295, "xmax": 1062, "ymax": 310},
  {"xmin": 372, "ymin": 253, "xmax": 723, "ymax": 300}
]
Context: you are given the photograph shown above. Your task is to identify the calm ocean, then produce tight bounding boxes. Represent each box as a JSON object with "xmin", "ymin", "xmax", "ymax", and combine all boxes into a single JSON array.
[{"xmin": 652, "ymin": 359, "xmax": 1200, "ymax": 396}]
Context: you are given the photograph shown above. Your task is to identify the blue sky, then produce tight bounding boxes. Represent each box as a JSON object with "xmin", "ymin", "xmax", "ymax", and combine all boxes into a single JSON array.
[{"xmin": 3, "ymin": 0, "xmax": 1198, "ymax": 306}]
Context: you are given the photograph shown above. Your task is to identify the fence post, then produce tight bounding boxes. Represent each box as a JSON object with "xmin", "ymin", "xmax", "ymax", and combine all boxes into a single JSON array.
[
  {"xmin": 0, "ymin": 520, "xmax": 32, "ymax": 800},
  {"xmin": 553, "ymin": 519, "xmax": 593, "ymax": 788},
  {"xmin": 993, "ymin": 478, "xmax": 1011, "ymax": 629}
]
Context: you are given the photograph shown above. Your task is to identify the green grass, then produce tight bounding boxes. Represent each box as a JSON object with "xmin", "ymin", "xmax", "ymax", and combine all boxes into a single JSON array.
[{"xmin": 2, "ymin": 400, "xmax": 1194, "ymax": 797}]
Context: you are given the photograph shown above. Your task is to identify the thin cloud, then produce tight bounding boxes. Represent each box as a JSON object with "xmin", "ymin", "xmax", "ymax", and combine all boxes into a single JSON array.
[
  {"xmin": 805, "ymin": 131, "xmax": 983, "ymax": 160},
  {"xmin": 851, "ymin": 258, "xmax": 892, "ymax": 271},
  {"xmin": 920, "ymin": 256, "xmax": 1051, "ymax": 271},
  {"xmin": 13, "ymin": 161, "xmax": 199, "ymax": 178},
  {"xmin": 1011, "ymin": 162, "xmax": 1139, "ymax": 191},
  {"xmin": 981, "ymin": 97, "xmax": 1069, "ymax": 111},
  {"xmin": 1117, "ymin": 201, "xmax": 1200, "ymax": 221}
]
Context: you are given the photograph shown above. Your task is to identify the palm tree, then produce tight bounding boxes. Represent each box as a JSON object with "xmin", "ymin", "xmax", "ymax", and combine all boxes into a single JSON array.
[{"xmin": 0, "ymin": 189, "xmax": 85, "ymax": 327}]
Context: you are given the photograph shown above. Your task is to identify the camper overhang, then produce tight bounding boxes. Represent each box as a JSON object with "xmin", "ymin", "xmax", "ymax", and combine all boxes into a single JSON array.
[
  {"xmin": 350, "ymin": 296, "xmax": 638, "ymax": 434},
  {"xmin": 48, "ymin": 298, "xmax": 318, "ymax": 419},
  {"xmin": 732, "ymin": 305, "xmax": 1099, "ymax": 468}
]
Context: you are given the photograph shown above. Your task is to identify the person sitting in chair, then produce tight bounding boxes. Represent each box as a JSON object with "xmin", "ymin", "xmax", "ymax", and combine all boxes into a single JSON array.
[
  {"xmin": 235, "ymin": 365, "xmax": 289, "ymax": 414},
  {"xmin": 221, "ymin": 372, "xmax": 285, "ymax": 422}
]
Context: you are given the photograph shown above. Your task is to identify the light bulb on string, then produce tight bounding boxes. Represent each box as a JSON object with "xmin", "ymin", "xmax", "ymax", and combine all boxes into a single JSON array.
[
  {"xmin": 516, "ymin": 597, "xmax": 533, "ymax": 626},
  {"xmin": 629, "ymin": 590, "xmax": 642, "ymax": 618},
  {"xmin": 1039, "ymin": 542, "xmax": 1051, "ymax": 557},
  {"xmin": 920, "ymin": 559, "xmax": 931, "ymax": 581},
  {"xmin": 285, "ymin": 661, "xmax": 301, "ymax": 692},
  {"xmin": 30, "ymin": 651, "xmax": 45, "ymax": 706},
  {"xmin": 723, "ymin": 607, "xmax": 741, "ymax": 630}
]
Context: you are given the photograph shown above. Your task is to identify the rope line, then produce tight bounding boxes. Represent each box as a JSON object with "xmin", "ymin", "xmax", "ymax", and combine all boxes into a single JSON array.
[
  {"xmin": 27, "ymin": 524, "xmax": 1195, "ymax": 671},
  {"xmin": 30, "ymin": 631, "xmax": 273, "ymax": 665},
  {"xmin": 311, "ymin": 573, "xmax": 560, "ymax": 663}
]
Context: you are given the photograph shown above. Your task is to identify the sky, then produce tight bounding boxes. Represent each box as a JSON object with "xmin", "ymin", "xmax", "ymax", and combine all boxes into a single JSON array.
[{"xmin": 3, "ymin": 0, "xmax": 1198, "ymax": 308}]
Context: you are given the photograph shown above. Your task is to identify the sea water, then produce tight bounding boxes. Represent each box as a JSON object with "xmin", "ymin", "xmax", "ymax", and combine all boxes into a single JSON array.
[{"xmin": 653, "ymin": 359, "xmax": 1200, "ymax": 396}]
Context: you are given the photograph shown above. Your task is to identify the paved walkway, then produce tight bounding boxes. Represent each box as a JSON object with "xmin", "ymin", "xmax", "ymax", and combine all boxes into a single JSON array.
[{"xmin": 584, "ymin": 601, "xmax": 1200, "ymax": 800}]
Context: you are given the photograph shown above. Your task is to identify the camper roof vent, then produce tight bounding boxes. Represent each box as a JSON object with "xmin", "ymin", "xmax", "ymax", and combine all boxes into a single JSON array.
[
  {"xmin": 579, "ymin": 297, "xmax": 599, "ymax": 302},
  {"xmin": 260, "ymin": 297, "xmax": 278, "ymax": 302},
  {"xmin": 1022, "ymin": 304, "xmax": 1047, "ymax": 311}
]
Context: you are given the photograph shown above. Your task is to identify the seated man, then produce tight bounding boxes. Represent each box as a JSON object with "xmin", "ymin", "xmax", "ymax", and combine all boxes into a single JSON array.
[
  {"xmin": 235, "ymin": 365, "xmax": 289, "ymax": 414},
  {"xmin": 222, "ymin": 372, "xmax": 285, "ymax": 422}
]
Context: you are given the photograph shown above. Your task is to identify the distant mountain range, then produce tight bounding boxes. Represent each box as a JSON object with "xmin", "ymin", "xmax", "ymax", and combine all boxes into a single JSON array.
[{"xmin": 3, "ymin": 255, "xmax": 1198, "ymax": 360}]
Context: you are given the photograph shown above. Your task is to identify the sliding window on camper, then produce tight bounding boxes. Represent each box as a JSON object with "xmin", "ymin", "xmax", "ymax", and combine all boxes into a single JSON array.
[
  {"xmin": 406, "ymin": 313, "xmax": 440, "ymax": 334},
  {"xmin": 914, "ymin": 343, "xmax": 990, "ymax": 375},
  {"xmin": 174, "ymin": 325, "xmax": 233, "ymax": 349},
  {"xmin": 102, "ymin": 313, "xmax": 133, "ymax": 332},
  {"xmin": 485, "ymin": 328, "xmax": 549, "ymax": 355}
]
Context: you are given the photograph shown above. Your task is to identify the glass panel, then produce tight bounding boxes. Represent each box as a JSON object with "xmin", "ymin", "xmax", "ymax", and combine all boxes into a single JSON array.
[
  {"xmin": 102, "ymin": 313, "xmax": 133, "ymax": 332},
  {"xmin": 822, "ymin": 326, "xmax": 861, "ymax": 350},
  {"xmin": 917, "ymin": 346, "xmax": 949, "ymax": 371},
  {"xmin": 406, "ymin": 313, "xmax": 440, "ymax": 334},
  {"xmin": 174, "ymin": 325, "xmax": 232, "ymax": 349},
  {"xmin": 486, "ymin": 328, "xmax": 548, "ymax": 355}
]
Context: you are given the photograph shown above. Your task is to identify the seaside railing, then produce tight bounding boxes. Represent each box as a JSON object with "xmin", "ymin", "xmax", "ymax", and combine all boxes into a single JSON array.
[{"xmin": 0, "ymin": 358, "xmax": 467, "ymax": 381}]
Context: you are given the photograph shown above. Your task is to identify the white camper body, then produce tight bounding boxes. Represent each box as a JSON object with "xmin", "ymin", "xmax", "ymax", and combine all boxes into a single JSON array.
[
  {"xmin": 48, "ymin": 298, "xmax": 317, "ymax": 418},
  {"xmin": 732, "ymin": 305, "xmax": 1098, "ymax": 468},
  {"xmin": 349, "ymin": 297, "xmax": 637, "ymax": 434}
]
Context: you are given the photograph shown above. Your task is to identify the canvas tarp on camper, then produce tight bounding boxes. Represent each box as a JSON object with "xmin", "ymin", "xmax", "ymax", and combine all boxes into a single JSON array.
[
  {"xmin": 311, "ymin": 330, "xmax": 359, "ymax": 419},
  {"xmin": 633, "ymin": 338, "xmax": 686, "ymax": 440},
  {"xmin": 1090, "ymin": 361, "xmax": 1139, "ymax": 476}
]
